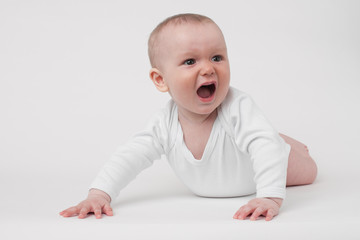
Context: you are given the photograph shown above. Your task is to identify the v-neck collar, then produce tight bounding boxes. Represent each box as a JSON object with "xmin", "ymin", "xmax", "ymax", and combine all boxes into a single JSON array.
[{"xmin": 175, "ymin": 108, "xmax": 220, "ymax": 165}]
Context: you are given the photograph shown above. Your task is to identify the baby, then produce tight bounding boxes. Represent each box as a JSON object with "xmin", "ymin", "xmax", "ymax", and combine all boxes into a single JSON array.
[{"xmin": 60, "ymin": 13, "xmax": 317, "ymax": 221}]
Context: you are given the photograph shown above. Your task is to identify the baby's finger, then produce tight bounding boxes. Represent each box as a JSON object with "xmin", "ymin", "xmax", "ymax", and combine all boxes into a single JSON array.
[
  {"xmin": 93, "ymin": 205, "xmax": 102, "ymax": 219},
  {"xmin": 103, "ymin": 204, "xmax": 113, "ymax": 216},
  {"xmin": 265, "ymin": 209, "xmax": 276, "ymax": 221},
  {"xmin": 236, "ymin": 205, "xmax": 255, "ymax": 220},
  {"xmin": 233, "ymin": 206, "xmax": 245, "ymax": 219},
  {"xmin": 78, "ymin": 206, "xmax": 91, "ymax": 219},
  {"xmin": 60, "ymin": 206, "xmax": 79, "ymax": 217},
  {"xmin": 250, "ymin": 207, "xmax": 266, "ymax": 221},
  {"xmin": 233, "ymin": 210, "xmax": 240, "ymax": 219},
  {"xmin": 233, "ymin": 206, "xmax": 246, "ymax": 219}
]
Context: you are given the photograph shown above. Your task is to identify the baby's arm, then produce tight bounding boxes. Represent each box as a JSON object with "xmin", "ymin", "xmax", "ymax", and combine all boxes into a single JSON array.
[
  {"xmin": 229, "ymin": 93, "xmax": 288, "ymax": 221},
  {"xmin": 233, "ymin": 197, "xmax": 282, "ymax": 221},
  {"xmin": 60, "ymin": 189, "xmax": 113, "ymax": 219}
]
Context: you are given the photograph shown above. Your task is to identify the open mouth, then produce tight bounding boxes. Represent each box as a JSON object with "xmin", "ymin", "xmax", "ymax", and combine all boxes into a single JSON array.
[{"xmin": 197, "ymin": 83, "xmax": 216, "ymax": 99}]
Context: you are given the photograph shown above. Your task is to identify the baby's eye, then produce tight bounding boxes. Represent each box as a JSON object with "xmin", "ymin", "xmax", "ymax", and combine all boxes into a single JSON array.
[
  {"xmin": 184, "ymin": 59, "xmax": 196, "ymax": 65},
  {"xmin": 212, "ymin": 55, "xmax": 222, "ymax": 62}
]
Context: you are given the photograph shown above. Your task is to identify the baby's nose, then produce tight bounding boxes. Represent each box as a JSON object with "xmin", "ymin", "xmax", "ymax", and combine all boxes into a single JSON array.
[{"xmin": 200, "ymin": 61, "xmax": 215, "ymax": 76}]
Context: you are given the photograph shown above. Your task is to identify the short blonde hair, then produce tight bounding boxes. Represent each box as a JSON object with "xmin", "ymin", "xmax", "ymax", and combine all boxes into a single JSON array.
[{"xmin": 148, "ymin": 13, "xmax": 217, "ymax": 68}]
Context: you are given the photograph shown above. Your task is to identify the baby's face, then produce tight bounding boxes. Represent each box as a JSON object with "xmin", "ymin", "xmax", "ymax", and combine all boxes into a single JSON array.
[{"xmin": 153, "ymin": 22, "xmax": 230, "ymax": 117}]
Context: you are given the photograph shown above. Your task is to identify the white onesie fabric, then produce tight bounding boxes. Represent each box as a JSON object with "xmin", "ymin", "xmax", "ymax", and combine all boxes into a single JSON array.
[{"xmin": 90, "ymin": 87, "xmax": 291, "ymax": 201}]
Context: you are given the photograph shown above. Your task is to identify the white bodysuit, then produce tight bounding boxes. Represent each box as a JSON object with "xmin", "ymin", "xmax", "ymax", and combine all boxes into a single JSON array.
[{"xmin": 90, "ymin": 87, "xmax": 291, "ymax": 201}]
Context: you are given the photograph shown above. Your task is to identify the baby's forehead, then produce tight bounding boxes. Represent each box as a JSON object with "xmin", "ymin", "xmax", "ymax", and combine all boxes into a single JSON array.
[{"xmin": 148, "ymin": 18, "xmax": 225, "ymax": 68}]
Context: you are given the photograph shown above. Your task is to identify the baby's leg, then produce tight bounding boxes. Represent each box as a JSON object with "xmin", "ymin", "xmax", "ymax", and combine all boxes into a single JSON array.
[{"xmin": 279, "ymin": 133, "xmax": 318, "ymax": 186}]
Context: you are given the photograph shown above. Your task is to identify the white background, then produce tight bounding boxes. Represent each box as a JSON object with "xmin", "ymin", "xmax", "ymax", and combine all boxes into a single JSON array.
[{"xmin": 1, "ymin": 0, "xmax": 359, "ymax": 239}]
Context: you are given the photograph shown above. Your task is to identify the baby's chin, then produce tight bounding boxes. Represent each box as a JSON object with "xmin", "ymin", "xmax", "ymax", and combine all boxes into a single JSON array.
[{"xmin": 189, "ymin": 103, "xmax": 221, "ymax": 117}]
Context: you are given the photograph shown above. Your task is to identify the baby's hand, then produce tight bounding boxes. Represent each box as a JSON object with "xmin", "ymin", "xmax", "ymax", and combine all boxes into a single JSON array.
[
  {"xmin": 60, "ymin": 189, "xmax": 113, "ymax": 219},
  {"xmin": 233, "ymin": 197, "xmax": 283, "ymax": 221}
]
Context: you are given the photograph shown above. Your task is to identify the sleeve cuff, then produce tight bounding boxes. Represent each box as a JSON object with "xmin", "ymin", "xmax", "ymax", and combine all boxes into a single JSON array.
[
  {"xmin": 256, "ymin": 187, "xmax": 286, "ymax": 199},
  {"xmin": 89, "ymin": 182, "xmax": 118, "ymax": 203}
]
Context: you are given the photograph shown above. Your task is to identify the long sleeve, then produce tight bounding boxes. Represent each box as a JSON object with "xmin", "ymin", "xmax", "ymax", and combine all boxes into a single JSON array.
[
  {"xmin": 89, "ymin": 110, "xmax": 168, "ymax": 201},
  {"xmin": 228, "ymin": 91, "xmax": 290, "ymax": 199}
]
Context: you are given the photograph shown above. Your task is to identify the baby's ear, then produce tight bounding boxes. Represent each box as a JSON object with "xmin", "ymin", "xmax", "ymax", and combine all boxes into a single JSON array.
[{"xmin": 149, "ymin": 68, "xmax": 169, "ymax": 92}]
